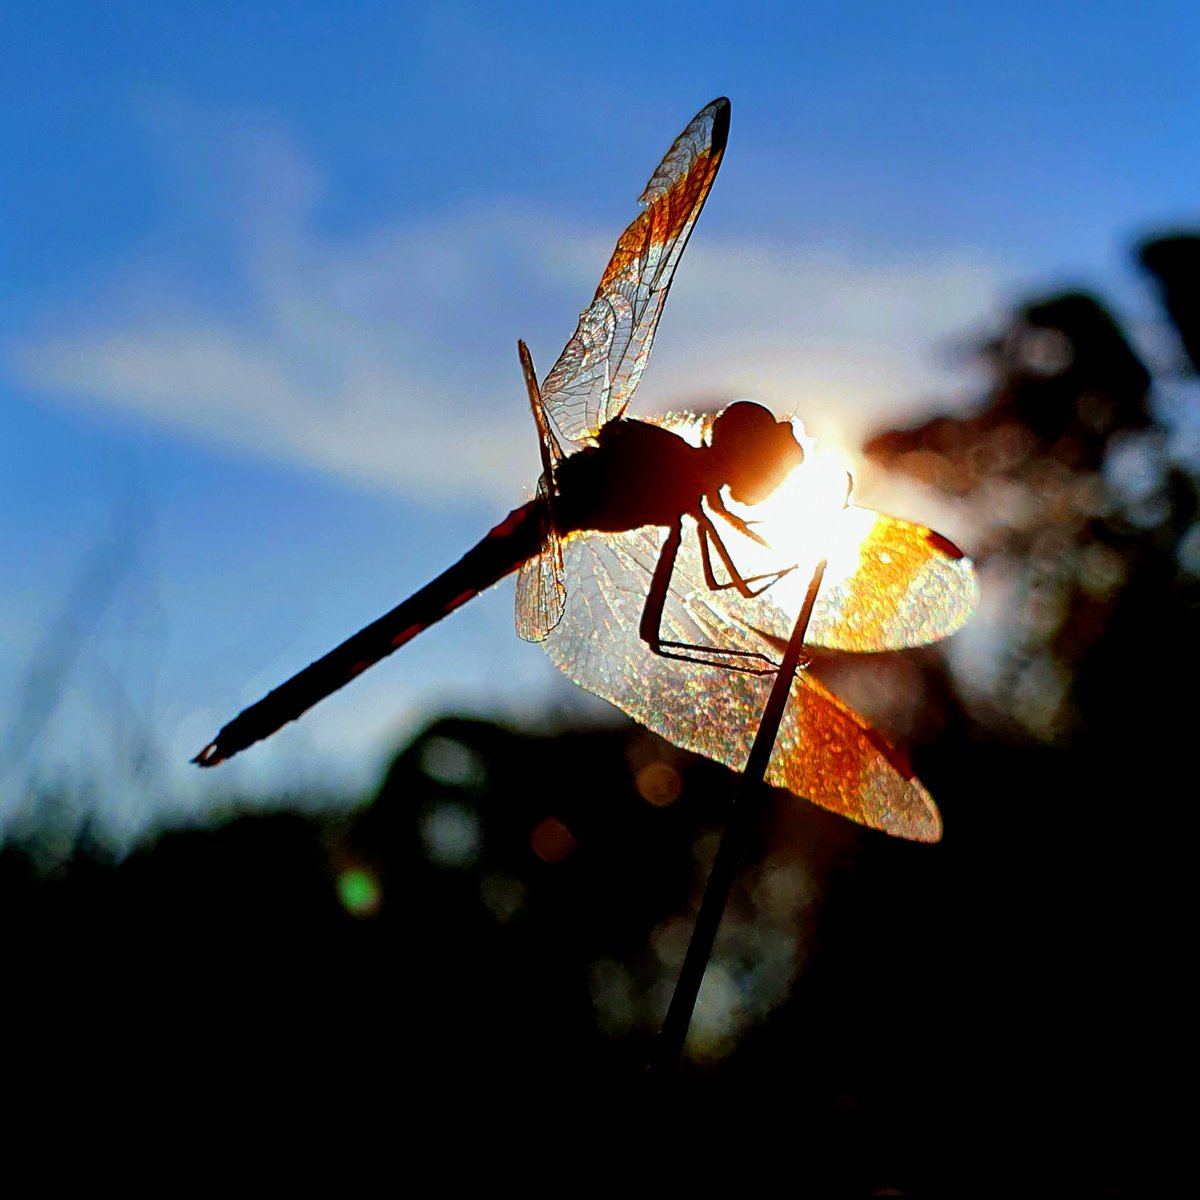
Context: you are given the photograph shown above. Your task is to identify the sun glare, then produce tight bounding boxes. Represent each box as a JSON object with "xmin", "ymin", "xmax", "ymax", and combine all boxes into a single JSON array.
[
  {"xmin": 656, "ymin": 407, "xmax": 892, "ymax": 626},
  {"xmin": 731, "ymin": 421, "xmax": 879, "ymax": 622}
]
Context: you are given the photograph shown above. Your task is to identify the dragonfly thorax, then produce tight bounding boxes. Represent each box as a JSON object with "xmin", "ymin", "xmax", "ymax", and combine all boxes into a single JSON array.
[
  {"xmin": 708, "ymin": 402, "xmax": 805, "ymax": 505},
  {"xmin": 553, "ymin": 418, "xmax": 709, "ymax": 535}
]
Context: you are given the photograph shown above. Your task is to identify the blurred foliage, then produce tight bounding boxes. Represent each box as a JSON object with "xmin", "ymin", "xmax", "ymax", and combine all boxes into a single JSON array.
[
  {"xmin": 863, "ymin": 241, "xmax": 1199, "ymax": 746},
  {"xmin": 5, "ymin": 232, "xmax": 1198, "ymax": 1192}
]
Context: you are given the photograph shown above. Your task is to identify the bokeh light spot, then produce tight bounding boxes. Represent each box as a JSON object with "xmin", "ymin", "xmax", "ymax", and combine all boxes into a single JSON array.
[
  {"xmin": 1177, "ymin": 523, "xmax": 1200, "ymax": 579},
  {"xmin": 420, "ymin": 802, "xmax": 482, "ymax": 868},
  {"xmin": 337, "ymin": 867, "xmax": 381, "ymax": 917},
  {"xmin": 685, "ymin": 963, "xmax": 745, "ymax": 1061},
  {"xmin": 480, "ymin": 872, "xmax": 526, "ymax": 924},
  {"xmin": 1104, "ymin": 429, "xmax": 1167, "ymax": 506},
  {"xmin": 530, "ymin": 815, "xmax": 578, "ymax": 864},
  {"xmin": 420, "ymin": 736, "xmax": 487, "ymax": 790},
  {"xmin": 635, "ymin": 761, "xmax": 683, "ymax": 807},
  {"xmin": 589, "ymin": 958, "xmax": 638, "ymax": 1037},
  {"xmin": 1077, "ymin": 542, "xmax": 1126, "ymax": 597}
]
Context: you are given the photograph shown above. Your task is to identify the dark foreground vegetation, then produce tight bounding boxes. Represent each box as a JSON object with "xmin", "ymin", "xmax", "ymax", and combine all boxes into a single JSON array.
[{"xmin": 5, "ymin": 234, "xmax": 1197, "ymax": 1194}]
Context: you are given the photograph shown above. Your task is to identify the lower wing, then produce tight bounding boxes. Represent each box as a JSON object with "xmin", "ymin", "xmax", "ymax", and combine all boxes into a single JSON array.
[{"xmin": 542, "ymin": 523, "xmax": 944, "ymax": 842}]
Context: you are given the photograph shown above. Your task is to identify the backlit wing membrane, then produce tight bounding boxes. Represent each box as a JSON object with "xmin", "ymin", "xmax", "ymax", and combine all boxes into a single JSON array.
[
  {"xmin": 545, "ymin": 523, "xmax": 942, "ymax": 842},
  {"xmin": 517, "ymin": 102, "xmax": 729, "ymax": 640},
  {"xmin": 807, "ymin": 512, "xmax": 978, "ymax": 650},
  {"xmin": 705, "ymin": 508, "xmax": 980, "ymax": 652},
  {"xmin": 515, "ymin": 339, "xmax": 568, "ymax": 641},
  {"xmin": 539, "ymin": 412, "xmax": 977, "ymax": 840},
  {"xmin": 538, "ymin": 98, "xmax": 730, "ymax": 447},
  {"xmin": 515, "ymin": 475, "xmax": 566, "ymax": 641}
]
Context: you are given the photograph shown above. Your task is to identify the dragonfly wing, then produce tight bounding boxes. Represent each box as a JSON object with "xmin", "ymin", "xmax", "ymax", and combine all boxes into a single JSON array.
[
  {"xmin": 515, "ymin": 342, "xmax": 567, "ymax": 642},
  {"xmin": 764, "ymin": 670, "xmax": 940, "ymax": 842},
  {"xmin": 515, "ymin": 477, "xmax": 566, "ymax": 642},
  {"xmin": 538, "ymin": 98, "xmax": 730, "ymax": 446},
  {"xmin": 545, "ymin": 525, "xmax": 941, "ymax": 841},
  {"xmin": 683, "ymin": 504, "xmax": 980, "ymax": 653},
  {"xmin": 805, "ymin": 510, "xmax": 979, "ymax": 651}
]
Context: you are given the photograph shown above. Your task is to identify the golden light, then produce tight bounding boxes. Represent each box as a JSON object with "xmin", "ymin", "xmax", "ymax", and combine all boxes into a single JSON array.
[
  {"xmin": 654, "ymin": 406, "xmax": 954, "ymax": 639},
  {"xmin": 726, "ymin": 418, "xmax": 878, "ymax": 623}
]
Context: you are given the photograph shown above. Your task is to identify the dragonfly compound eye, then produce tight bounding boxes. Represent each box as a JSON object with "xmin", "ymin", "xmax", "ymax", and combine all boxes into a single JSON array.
[{"xmin": 711, "ymin": 402, "xmax": 805, "ymax": 505}]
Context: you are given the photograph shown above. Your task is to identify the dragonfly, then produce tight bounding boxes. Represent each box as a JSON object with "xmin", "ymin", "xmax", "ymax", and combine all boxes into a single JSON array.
[{"xmin": 194, "ymin": 97, "xmax": 978, "ymax": 842}]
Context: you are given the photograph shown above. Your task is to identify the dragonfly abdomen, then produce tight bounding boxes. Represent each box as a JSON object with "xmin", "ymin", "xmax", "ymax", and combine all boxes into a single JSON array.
[{"xmin": 194, "ymin": 501, "xmax": 546, "ymax": 765}]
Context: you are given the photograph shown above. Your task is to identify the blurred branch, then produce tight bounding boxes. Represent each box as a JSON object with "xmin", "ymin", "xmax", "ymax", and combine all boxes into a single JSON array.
[{"xmin": 1, "ymin": 479, "xmax": 155, "ymax": 798}]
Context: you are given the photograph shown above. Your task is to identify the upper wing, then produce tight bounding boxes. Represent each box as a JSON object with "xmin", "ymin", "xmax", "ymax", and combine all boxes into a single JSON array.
[
  {"xmin": 537, "ymin": 98, "xmax": 730, "ymax": 447},
  {"xmin": 703, "ymin": 507, "xmax": 980, "ymax": 653},
  {"xmin": 806, "ymin": 511, "xmax": 979, "ymax": 651}
]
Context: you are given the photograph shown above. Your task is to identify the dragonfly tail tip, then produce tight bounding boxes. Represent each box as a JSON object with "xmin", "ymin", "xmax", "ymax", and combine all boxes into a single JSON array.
[{"xmin": 192, "ymin": 742, "xmax": 224, "ymax": 768}]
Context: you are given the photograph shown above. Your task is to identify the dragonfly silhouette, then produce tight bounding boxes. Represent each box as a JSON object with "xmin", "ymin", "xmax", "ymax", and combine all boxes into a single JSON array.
[{"xmin": 195, "ymin": 98, "xmax": 977, "ymax": 841}]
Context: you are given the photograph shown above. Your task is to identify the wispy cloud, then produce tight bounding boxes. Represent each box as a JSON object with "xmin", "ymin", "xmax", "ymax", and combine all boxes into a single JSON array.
[{"xmin": 11, "ymin": 116, "xmax": 1004, "ymax": 505}]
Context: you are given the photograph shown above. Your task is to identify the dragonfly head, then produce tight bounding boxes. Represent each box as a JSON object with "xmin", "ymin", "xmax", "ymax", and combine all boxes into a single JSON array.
[{"xmin": 709, "ymin": 402, "xmax": 805, "ymax": 505}]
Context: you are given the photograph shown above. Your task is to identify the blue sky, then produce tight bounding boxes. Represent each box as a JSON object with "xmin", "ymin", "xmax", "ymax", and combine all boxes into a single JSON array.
[{"xmin": 3, "ymin": 2, "xmax": 1197, "ymax": 841}]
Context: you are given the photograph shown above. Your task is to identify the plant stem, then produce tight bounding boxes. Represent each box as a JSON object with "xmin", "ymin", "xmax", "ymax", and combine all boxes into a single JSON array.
[{"xmin": 645, "ymin": 558, "xmax": 827, "ymax": 1085}]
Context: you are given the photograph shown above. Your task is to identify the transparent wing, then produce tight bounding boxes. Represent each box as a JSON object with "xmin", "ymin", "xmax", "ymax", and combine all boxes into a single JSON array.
[
  {"xmin": 515, "ymin": 477, "xmax": 566, "ymax": 642},
  {"xmin": 811, "ymin": 511, "xmax": 979, "ymax": 650},
  {"xmin": 544, "ymin": 524, "xmax": 942, "ymax": 842},
  {"xmin": 538, "ymin": 98, "xmax": 730, "ymax": 447},
  {"xmin": 515, "ymin": 340, "xmax": 567, "ymax": 642},
  {"xmin": 703, "ymin": 508, "xmax": 980, "ymax": 652},
  {"xmin": 637, "ymin": 411, "xmax": 979, "ymax": 652}
]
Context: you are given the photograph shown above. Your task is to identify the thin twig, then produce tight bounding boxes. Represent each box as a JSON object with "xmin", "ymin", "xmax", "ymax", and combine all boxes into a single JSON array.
[{"xmin": 645, "ymin": 558, "xmax": 828, "ymax": 1085}]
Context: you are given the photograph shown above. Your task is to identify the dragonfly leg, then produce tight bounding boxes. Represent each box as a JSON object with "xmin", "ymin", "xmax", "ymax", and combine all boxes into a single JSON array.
[
  {"xmin": 707, "ymin": 490, "xmax": 769, "ymax": 547},
  {"xmin": 638, "ymin": 520, "xmax": 778, "ymax": 676},
  {"xmin": 696, "ymin": 511, "xmax": 796, "ymax": 598}
]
